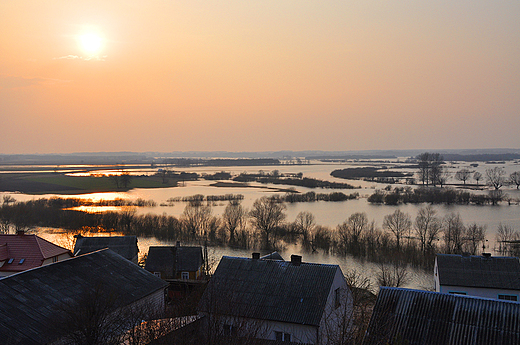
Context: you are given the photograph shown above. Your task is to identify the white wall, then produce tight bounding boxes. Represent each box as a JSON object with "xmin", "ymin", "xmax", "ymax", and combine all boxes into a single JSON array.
[{"xmin": 439, "ymin": 285, "xmax": 520, "ymax": 301}]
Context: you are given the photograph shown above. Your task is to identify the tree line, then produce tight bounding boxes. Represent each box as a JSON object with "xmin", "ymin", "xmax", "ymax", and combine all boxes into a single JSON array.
[{"xmin": 1, "ymin": 195, "xmax": 499, "ymax": 270}]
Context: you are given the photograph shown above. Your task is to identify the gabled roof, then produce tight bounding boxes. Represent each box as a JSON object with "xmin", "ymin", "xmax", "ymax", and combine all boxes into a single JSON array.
[
  {"xmin": 0, "ymin": 233, "xmax": 71, "ymax": 272},
  {"xmin": 144, "ymin": 246, "xmax": 203, "ymax": 274},
  {"xmin": 436, "ymin": 254, "xmax": 520, "ymax": 290},
  {"xmin": 73, "ymin": 235, "xmax": 139, "ymax": 261},
  {"xmin": 363, "ymin": 287, "xmax": 520, "ymax": 345},
  {"xmin": 0, "ymin": 249, "xmax": 168, "ymax": 345},
  {"xmin": 198, "ymin": 256, "xmax": 340, "ymax": 326}
]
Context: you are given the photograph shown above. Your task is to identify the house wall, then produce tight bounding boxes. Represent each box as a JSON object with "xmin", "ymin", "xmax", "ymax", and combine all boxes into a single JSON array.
[
  {"xmin": 42, "ymin": 253, "xmax": 73, "ymax": 266},
  {"xmin": 201, "ymin": 314, "xmax": 318, "ymax": 344},
  {"xmin": 439, "ymin": 285, "xmax": 520, "ymax": 301},
  {"xmin": 318, "ymin": 268, "xmax": 353, "ymax": 345}
]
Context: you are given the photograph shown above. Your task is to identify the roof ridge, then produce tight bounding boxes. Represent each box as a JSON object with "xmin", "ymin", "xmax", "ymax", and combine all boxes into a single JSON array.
[{"xmin": 34, "ymin": 235, "xmax": 70, "ymax": 259}]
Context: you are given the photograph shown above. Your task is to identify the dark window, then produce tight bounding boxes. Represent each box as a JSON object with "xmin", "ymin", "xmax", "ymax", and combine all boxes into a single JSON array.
[
  {"xmin": 498, "ymin": 294, "xmax": 518, "ymax": 301},
  {"xmin": 275, "ymin": 332, "xmax": 291, "ymax": 342}
]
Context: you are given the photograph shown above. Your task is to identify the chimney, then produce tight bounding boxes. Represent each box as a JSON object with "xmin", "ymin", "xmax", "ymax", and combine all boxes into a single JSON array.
[
  {"xmin": 176, "ymin": 241, "xmax": 181, "ymax": 247},
  {"xmin": 482, "ymin": 253, "xmax": 491, "ymax": 258},
  {"xmin": 291, "ymin": 255, "xmax": 302, "ymax": 266},
  {"xmin": 16, "ymin": 229, "xmax": 25, "ymax": 236},
  {"xmin": 252, "ymin": 252, "xmax": 260, "ymax": 260}
]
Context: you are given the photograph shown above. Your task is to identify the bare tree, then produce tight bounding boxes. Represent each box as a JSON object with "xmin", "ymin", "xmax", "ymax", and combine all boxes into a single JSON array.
[
  {"xmin": 222, "ymin": 200, "xmax": 246, "ymax": 244},
  {"xmin": 455, "ymin": 168, "xmax": 471, "ymax": 185},
  {"xmin": 415, "ymin": 152, "xmax": 444, "ymax": 186},
  {"xmin": 249, "ymin": 196, "xmax": 286, "ymax": 247},
  {"xmin": 414, "ymin": 205, "xmax": 441, "ymax": 253},
  {"xmin": 486, "ymin": 167, "xmax": 506, "ymax": 190},
  {"xmin": 495, "ymin": 223, "xmax": 519, "ymax": 255},
  {"xmin": 510, "ymin": 171, "xmax": 520, "ymax": 189},
  {"xmin": 120, "ymin": 172, "xmax": 132, "ymax": 189},
  {"xmin": 382, "ymin": 209, "xmax": 411, "ymax": 250},
  {"xmin": 473, "ymin": 171, "xmax": 482, "ymax": 186},
  {"xmin": 294, "ymin": 211, "xmax": 316, "ymax": 244},
  {"xmin": 338, "ymin": 212, "xmax": 369, "ymax": 255},
  {"xmin": 464, "ymin": 223, "xmax": 486, "ymax": 255},
  {"xmin": 376, "ymin": 262, "xmax": 409, "ymax": 288},
  {"xmin": 181, "ymin": 200, "xmax": 213, "ymax": 238},
  {"xmin": 442, "ymin": 213, "xmax": 466, "ymax": 254}
]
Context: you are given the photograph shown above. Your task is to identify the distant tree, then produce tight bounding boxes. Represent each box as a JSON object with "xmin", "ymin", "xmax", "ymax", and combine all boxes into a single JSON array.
[
  {"xmin": 485, "ymin": 167, "xmax": 506, "ymax": 190},
  {"xmin": 416, "ymin": 152, "xmax": 444, "ymax": 186},
  {"xmin": 510, "ymin": 171, "xmax": 520, "ymax": 189},
  {"xmin": 455, "ymin": 169, "xmax": 471, "ymax": 185},
  {"xmin": 414, "ymin": 205, "xmax": 441, "ymax": 253},
  {"xmin": 382, "ymin": 210, "xmax": 411, "ymax": 250},
  {"xmin": 442, "ymin": 213, "xmax": 465, "ymax": 254},
  {"xmin": 110, "ymin": 174, "xmax": 121, "ymax": 189},
  {"xmin": 436, "ymin": 167, "xmax": 450, "ymax": 188},
  {"xmin": 222, "ymin": 200, "xmax": 246, "ymax": 244},
  {"xmin": 464, "ymin": 223, "xmax": 486, "ymax": 255},
  {"xmin": 495, "ymin": 223, "xmax": 519, "ymax": 255},
  {"xmin": 375, "ymin": 262, "xmax": 409, "ymax": 288},
  {"xmin": 120, "ymin": 172, "xmax": 132, "ymax": 189},
  {"xmin": 181, "ymin": 200, "xmax": 212, "ymax": 238},
  {"xmin": 473, "ymin": 171, "xmax": 482, "ymax": 186},
  {"xmin": 249, "ymin": 196, "xmax": 286, "ymax": 247},
  {"xmin": 294, "ymin": 211, "xmax": 316, "ymax": 244}
]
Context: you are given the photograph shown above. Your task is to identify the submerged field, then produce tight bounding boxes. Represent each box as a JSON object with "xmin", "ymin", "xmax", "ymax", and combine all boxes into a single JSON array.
[{"xmin": 0, "ymin": 173, "xmax": 177, "ymax": 194}]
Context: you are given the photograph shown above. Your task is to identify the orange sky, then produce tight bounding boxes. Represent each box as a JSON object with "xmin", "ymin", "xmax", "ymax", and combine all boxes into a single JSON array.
[{"xmin": 1, "ymin": 1, "xmax": 519, "ymax": 154}]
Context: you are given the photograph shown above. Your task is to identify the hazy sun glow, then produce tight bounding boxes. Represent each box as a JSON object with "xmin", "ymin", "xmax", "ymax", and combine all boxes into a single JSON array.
[{"xmin": 78, "ymin": 32, "xmax": 103, "ymax": 55}]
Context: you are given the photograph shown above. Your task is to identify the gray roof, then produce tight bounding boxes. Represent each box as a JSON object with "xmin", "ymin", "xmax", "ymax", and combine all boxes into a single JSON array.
[
  {"xmin": 437, "ymin": 254, "xmax": 520, "ymax": 290},
  {"xmin": 260, "ymin": 251, "xmax": 284, "ymax": 261},
  {"xmin": 145, "ymin": 246, "xmax": 203, "ymax": 274},
  {"xmin": 363, "ymin": 287, "xmax": 520, "ymax": 345},
  {"xmin": 0, "ymin": 249, "xmax": 167, "ymax": 345},
  {"xmin": 198, "ymin": 256, "xmax": 340, "ymax": 326},
  {"xmin": 74, "ymin": 235, "xmax": 139, "ymax": 261}
]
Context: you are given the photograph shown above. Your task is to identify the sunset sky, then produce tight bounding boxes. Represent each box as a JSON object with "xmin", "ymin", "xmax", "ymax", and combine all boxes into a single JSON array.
[{"xmin": 1, "ymin": 1, "xmax": 519, "ymax": 154}]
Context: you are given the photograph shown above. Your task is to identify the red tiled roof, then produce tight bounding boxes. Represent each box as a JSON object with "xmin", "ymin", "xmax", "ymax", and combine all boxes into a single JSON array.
[{"xmin": 0, "ymin": 233, "xmax": 71, "ymax": 273}]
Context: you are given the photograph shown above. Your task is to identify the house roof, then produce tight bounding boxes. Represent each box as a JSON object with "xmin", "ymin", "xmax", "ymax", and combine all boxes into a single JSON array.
[
  {"xmin": 260, "ymin": 251, "xmax": 284, "ymax": 261},
  {"xmin": 0, "ymin": 233, "xmax": 71, "ymax": 273},
  {"xmin": 73, "ymin": 235, "xmax": 139, "ymax": 261},
  {"xmin": 363, "ymin": 287, "xmax": 520, "ymax": 345},
  {"xmin": 145, "ymin": 246, "xmax": 203, "ymax": 274},
  {"xmin": 436, "ymin": 254, "xmax": 520, "ymax": 290},
  {"xmin": 0, "ymin": 248, "xmax": 168, "ymax": 345},
  {"xmin": 198, "ymin": 256, "xmax": 340, "ymax": 326}
]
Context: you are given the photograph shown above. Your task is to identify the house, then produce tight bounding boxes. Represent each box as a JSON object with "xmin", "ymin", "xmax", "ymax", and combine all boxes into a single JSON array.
[
  {"xmin": 0, "ymin": 248, "xmax": 168, "ymax": 345},
  {"xmin": 363, "ymin": 287, "xmax": 520, "ymax": 344},
  {"xmin": 145, "ymin": 243, "xmax": 204, "ymax": 280},
  {"xmin": 435, "ymin": 253, "xmax": 520, "ymax": 301},
  {"xmin": 0, "ymin": 230, "xmax": 72, "ymax": 277},
  {"xmin": 73, "ymin": 234, "xmax": 139, "ymax": 263},
  {"xmin": 198, "ymin": 254, "xmax": 353, "ymax": 344}
]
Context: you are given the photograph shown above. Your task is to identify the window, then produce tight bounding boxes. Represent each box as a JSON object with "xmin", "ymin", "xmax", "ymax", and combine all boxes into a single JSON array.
[
  {"xmin": 52, "ymin": 256, "xmax": 58, "ymax": 263},
  {"xmin": 154, "ymin": 272, "xmax": 161, "ymax": 278},
  {"xmin": 181, "ymin": 272, "xmax": 190, "ymax": 280},
  {"xmin": 448, "ymin": 291, "xmax": 467, "ymax": 295},
  {"xmin": 18, "ymin": 258, "xmax": 25, "ymax": 265},
  {"xmin": 7, "ymin": 258, "xmax": 13, "ymax": 264},
  {"xmin": 335, "ymin": 287, "xmax": 341, "ymax": 308},
  {"xmin": 498, "ymin": 294, "xmax": 518, "ymax": 301},
  {"xmin": 275, "ymin": 331, "xmax": 291, "ymax": 342}
]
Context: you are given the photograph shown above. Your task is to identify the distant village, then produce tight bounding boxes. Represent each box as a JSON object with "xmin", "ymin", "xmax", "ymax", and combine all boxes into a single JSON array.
[{"xmin": 2, "ymin": 229, "xmax": 520, "ymax": 344}]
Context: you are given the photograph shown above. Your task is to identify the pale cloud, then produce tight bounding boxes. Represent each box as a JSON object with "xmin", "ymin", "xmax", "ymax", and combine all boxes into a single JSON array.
[{"xmin": 0, "ymin": 75, "xmax": 70, "ymax": 89}]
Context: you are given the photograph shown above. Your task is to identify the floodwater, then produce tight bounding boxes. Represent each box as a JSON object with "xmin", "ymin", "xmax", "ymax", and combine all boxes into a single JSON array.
[{"xmin": 4, "ymin": 159, "xmax": 520, "ymax": 290}]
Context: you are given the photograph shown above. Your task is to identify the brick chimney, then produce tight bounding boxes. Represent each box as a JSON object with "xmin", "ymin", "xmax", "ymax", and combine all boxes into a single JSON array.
[
  {"xmin": 16, "ymin": 229, "xmax": 25, "ymax": 236},
  {"xmin": 252, "ymin": 252, "xmax": 260, "ymax": 260}
]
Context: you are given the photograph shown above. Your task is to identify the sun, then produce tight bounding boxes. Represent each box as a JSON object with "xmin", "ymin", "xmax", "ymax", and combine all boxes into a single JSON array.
[{"xmin": 78, "ymin": 32, "xmax": 103, "ymax": 56}]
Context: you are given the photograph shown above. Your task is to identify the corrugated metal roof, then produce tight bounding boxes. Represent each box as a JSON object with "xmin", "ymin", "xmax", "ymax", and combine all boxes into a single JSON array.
[
  {"xmin": 363, "ymin": 287, "xmax": 520, "ymax": 345},
  {"xmin": 0, "ymin": 234, "xmax": 71, "ymax": 273},
  {"xmin": 437, "ymin": 254, "xmax": 520, "ymax": 290},
  {"xmin": 0, "ymin": 249, "xmax": 168, "ymax": 345},
  {"xmin": 73, "ymin": 235, "xmax": 139, "ymax": 261},
  {"xmin": 198, "ymin": 256, "xmax": 339, "ymax": 326}
]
